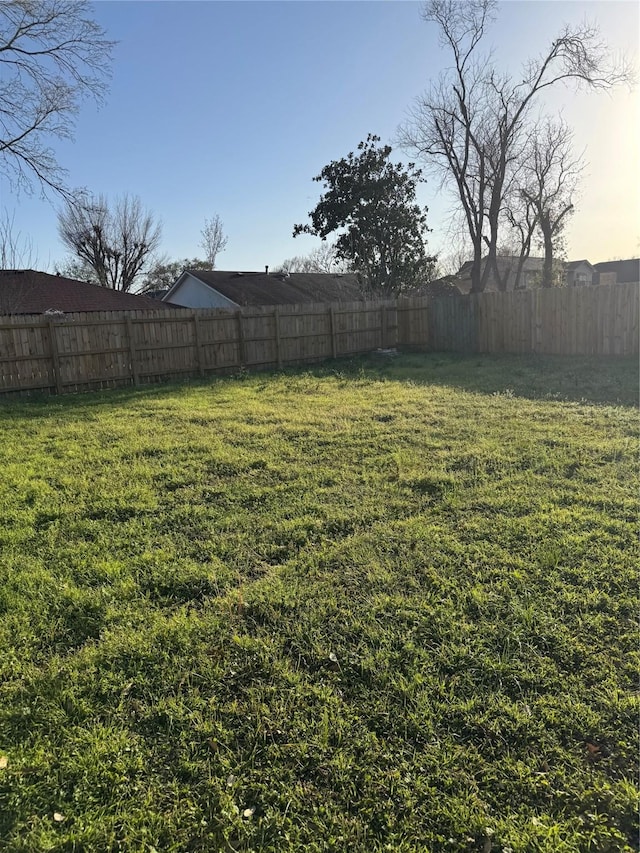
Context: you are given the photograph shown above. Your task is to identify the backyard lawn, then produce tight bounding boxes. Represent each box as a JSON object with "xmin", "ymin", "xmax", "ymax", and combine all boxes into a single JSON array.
[{"xmin": 0, "ymin": 353, "xmax": 637, "ymax": 852}]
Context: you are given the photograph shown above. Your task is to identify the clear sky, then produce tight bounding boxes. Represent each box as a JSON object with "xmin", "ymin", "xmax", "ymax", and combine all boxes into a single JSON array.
[{"xmin": 2, "ymin": 0, "xmax": 638, "ymax": 279}]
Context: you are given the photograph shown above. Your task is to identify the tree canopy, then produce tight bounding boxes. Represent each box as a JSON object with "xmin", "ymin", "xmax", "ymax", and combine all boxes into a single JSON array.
[{"xmin": 294, "ymin": 135, "xmax": 435, "ymax": 296}]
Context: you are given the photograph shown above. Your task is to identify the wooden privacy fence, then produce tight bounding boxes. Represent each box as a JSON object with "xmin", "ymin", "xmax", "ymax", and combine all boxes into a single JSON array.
[
  {"xmin": 0, "ymin": 300, "xmax": 397, "ymax": 396},
  {"xmin": 0, "ymin": 284, "xmax": 637, "ymax": 396},
  {"xmin": 398, "ymin": 282, "xmax": 639, "ymax": 356}
]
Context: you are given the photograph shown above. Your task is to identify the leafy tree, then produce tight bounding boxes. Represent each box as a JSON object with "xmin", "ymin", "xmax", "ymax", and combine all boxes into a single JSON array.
[
  {"xmin": 57, "ymin": 193, "xmax": 162, "ymax": 292},
  {"xmin": 0, "ymin": 0, "xmax": 114, "ymax": 198},
  {"xmin": 294, "ymin": 135, "xmax": 435, "ymax": 296},
  {"xmin": 139, "ymin": 257, "xmax": 212, "ymax": 293}
]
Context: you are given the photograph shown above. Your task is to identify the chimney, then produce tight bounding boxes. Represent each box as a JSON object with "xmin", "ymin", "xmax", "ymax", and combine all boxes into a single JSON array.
[{"xmin": 265, "ymin": 265, "xmax": 269, "ymax": 275}]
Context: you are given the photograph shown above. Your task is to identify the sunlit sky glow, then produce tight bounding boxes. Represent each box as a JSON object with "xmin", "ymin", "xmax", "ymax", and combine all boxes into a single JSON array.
[{"xmin": 2, "ymin": 1, "xmax": 638, "ymax": 278}]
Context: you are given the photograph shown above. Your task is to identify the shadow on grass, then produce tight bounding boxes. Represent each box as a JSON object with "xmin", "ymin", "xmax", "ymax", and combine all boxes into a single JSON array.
[
  {"xmin": 348, "ymin": 351, "xmax": 640, "ymax": 408},
  {"xmin": 0, "ymin": 352, "xmax": 637, "ymax": 417},
  {"xmin": 0, "ymin": 372, "xmax": 222, "ymax": 418}
]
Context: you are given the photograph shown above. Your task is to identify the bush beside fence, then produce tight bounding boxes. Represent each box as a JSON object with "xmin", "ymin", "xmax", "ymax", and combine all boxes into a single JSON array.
[{"xmin": 0, "ymin": 283, "xmax": 637, "ymax": 396}]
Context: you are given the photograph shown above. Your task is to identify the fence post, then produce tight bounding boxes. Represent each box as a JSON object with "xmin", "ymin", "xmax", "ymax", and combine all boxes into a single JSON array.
[
  {"xmin": 236, "ymin": 310, "xmax": 246, "ymax": 366},
  {"xmin": 47, "ymin": 318, "xmax": 63, "ymax": 395},
  {"xmin": 125, "ymin": 316, "xmax": 140, "ymax": 386},
  {"xmin": 192, "ymin": 311, "xmax": 204, "ymax": 377},
  {"xmin": 274, "ymin": 307, "xmax": 282, "ymax": 368},
  {"xmin": 328, "ymin": 306, "xmax": 337, "ymax": 359},
  {"xmin": 380, "ymin": 305, "xmax": 387, "ymax": 349}
]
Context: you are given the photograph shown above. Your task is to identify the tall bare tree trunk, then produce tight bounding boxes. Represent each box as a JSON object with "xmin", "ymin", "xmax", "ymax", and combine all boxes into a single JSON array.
[{"xmin": 540, "ymin": 221, "xmax": 554, "ymax": 287}]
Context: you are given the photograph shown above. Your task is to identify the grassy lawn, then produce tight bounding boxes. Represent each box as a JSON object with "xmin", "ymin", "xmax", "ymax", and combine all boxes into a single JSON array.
[{"xmin": 0, "ymin": 353, "xmax": 637, "ymax": 852}]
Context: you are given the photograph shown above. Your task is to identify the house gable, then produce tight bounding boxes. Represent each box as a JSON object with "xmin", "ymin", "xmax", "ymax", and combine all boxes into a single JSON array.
[
  {"xmin": 163, "ymin": 272, "xmax": 239, "ymax": 309},
  {"xmin": 565, "ymin": 260, "xmax": 594, "ymax": 286}
]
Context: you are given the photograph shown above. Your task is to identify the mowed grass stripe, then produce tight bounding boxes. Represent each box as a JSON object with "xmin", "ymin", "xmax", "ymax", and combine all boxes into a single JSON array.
[{"xmin": 0, "ymin": 353, "xmax": 637, "ymax": 852}]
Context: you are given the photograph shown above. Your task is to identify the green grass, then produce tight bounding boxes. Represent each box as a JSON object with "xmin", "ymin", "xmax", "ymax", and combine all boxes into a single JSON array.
[{"xmin": 0, "ymin": 353, "xmax": 637, "ymax": 852}]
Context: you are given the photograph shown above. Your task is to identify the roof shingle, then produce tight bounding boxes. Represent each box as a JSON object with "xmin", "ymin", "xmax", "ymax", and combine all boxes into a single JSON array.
[{"xmin": 0, "ymin": 270, "xmax": 167, "ymax": 314}]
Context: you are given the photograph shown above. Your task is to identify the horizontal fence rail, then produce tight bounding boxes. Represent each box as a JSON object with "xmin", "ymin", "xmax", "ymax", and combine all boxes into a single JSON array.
[
  {"xmin": 0, "ymin": 283, "xmax": 637, "ymax": 396},
  {"xmin": 0, "ymin": 300, "xmax": 397, "ymax": 396}
]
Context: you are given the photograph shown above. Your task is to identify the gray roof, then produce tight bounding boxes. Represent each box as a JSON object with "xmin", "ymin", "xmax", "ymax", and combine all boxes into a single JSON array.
[
  {"xmin": 564, "ymin": 259, "xmax": 594, "ymax": 270},
  {"xmin": 172, "ymin": 270, "xmax": 362, "ymax": 306},
  {"xmin": 593, "ymin": 259, "xmax": 640, "ymax": 283},
  {"xmin": 457, "ymin": 256, "xmax": 545, "ymax": 277}
]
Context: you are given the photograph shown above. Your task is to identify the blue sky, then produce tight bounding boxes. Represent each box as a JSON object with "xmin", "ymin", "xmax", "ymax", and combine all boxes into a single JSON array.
[{"xmin": 2, "ymin": 1, "xmax": 638, "ymax": 278}]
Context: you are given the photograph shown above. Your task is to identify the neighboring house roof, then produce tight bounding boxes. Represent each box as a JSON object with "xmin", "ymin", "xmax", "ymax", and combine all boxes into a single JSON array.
[
  {"xmin": 0, "ymin": 270, "xmax": 167, "ymax": 314},
  {"xmin": 456, "ymin": 256, "xmax": 545, "ymax": 276},
  {"xmin": 593, "ymin": 259, "xmax": 640, "ymax": 283},
  {"xmin": 455, "ymin": 256, "xmax": 545, "ymax": 292},
  {"xmin": 163, "ymin": 269, "xmax": 362, "ymax": 307},
  {"xmin": 564, "ymin": 259, "xmax": 594, "ymax": 271}
]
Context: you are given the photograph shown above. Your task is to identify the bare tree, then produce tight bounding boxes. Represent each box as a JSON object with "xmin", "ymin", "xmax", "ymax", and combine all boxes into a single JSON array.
[
  {"xmin": 276, "ymin": 242, "xmax": 352, "ymax": 275},
  {"xmin": 0, "ymin": 209, "xmax": 38, "ymax": 268},
  {"xmin": 400, "ymin": 1, "xmax": 495, "ymax": 291},
  {"xmin": 520, "ymin": 119, "xmax": 582, "ymax": 287},
  {"xmin": 53, "ymin": 256, "xmax": 97, "ymax": 282},
  {"xmin": 57, "ymin": 193, "xmax": 162, "ymax": 292},
  {"xmin": 503, "ymin": 192, "xmax": 538, "ymax": 291},
  {"xmin": 401, "ymin": 0, "xmax": 631, "ymax": 292},
  {"xmin": 0, "ymin": 1, "xmax": 114, "ymax": 198},
  {"xmin": 200, "ymin": 215, "xmax": 227, "ymax": 269},
  {"xmin": 0, "ymin": 211, "xmax": 40, "ymax": 314}
]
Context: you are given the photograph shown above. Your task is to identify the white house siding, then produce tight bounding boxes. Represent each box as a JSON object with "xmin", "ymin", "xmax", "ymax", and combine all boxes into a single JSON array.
[
  {"xmin": 164, "ymin": 273, "xmax": 238, "ymax": 309},
  {"xmin": 567, "ymin": 263, "xmax": 593, "ymax": 287}
]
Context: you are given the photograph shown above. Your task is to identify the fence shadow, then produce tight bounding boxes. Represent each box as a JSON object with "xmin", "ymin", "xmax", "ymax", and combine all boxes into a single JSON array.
[
  {"xmin": 1, "ymin": 351, "xmax": 637, "ymax": 419},
  {"xmin": 339, "ymin": 351, "xmax": 640, "ymax": 408}
]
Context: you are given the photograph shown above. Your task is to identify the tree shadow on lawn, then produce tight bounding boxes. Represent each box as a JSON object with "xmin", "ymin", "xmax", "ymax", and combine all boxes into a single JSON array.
[{"xmin": 347, "ymin": 351, "xmax": 639, "ymax": 408}]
